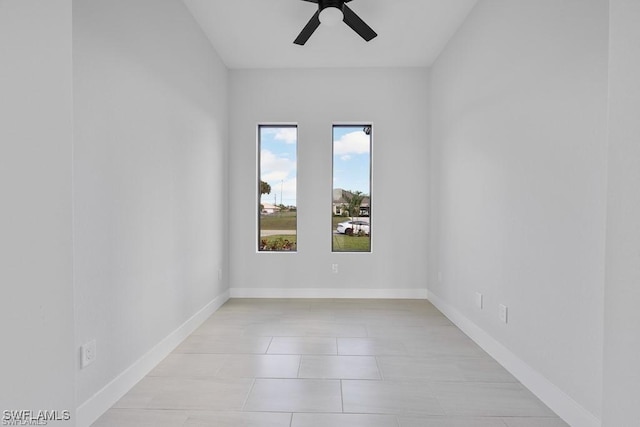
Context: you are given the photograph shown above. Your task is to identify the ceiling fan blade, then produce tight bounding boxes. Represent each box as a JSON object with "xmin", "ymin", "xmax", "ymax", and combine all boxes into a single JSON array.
[
  {"xmin": 294, "ymin": 10, "xmax": 321, "ymax": 45},
  {"xmin": 342, "ymin": 4, "xmax": 377, "ymax": 42}
]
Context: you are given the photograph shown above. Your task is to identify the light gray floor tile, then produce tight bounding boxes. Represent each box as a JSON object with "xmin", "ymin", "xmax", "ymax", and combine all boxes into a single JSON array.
[
  {"xmin": 453, "ymin": 358, "xmax": 517, "ymax": 382},
  {"xmin": 175, "ymin": 335, "xmax": 272, "ymax": 354},
  {"xmin": 366, "ymin": 324, "xmax": 457, "ymax": 338},
  {"xmin": 367, "ymin": 324, "xmax": 467, "ymax": 340},
  {"xmin": 378, "ymin": 356, "xmax": 516, "ymax": 382},
  {"xmin": 338, "ymin": 337, "xmax": 408, "ymax": 356},
  {"xmin": 242, "ymin": 322, "xmax": 307, "ymax": 337},
  {"xmin": 292, "ymin": 413, "xmax": 399, "ymax": 427},
  {"xmin": 243, "ymin": 379, "xmax": 342, "ymax": 412},
  {"xmin": 148, "ymin": 377, "xmax": 253, "ymax": 411},
  {"xmin": 98, "ymin": 299, "xmax": 565, "ymax": 426},
  {"xmin": 267, "ymin": 337, "xmax": 337, "ymax": 355},
  {"xmin": 398, "ymin": 416, "xmax": 507, "ymax": 427},
  {"xmin": 115, "ymin": 376, "xmax": 253, "ymax": 411},
  {"xmin": 112, "ymin": 378, "xmax": 161, "ymax": 409},
  {"xmin": 501, "ymin": 417, "xmax": 569, "ymax": 427},
  {"xmin": 401, "ymin": 331, "xmax": 488, "ymax": 358},
  {"xmin": 244, "ymin": 321, "xmax": 367, "ymax": 337},
  {"xmin": 298, "ymin": 355, "xmax": 381, "ymax": 379},
  {"xmin": 92, "ymin": 409, "xmax": 188, "ymax": 427},
  {"xmin": 430, "ymin": 382, "xmax": 557, "ymax": 417},
  {"xmin": 183, "ymin": 411, "xmax": 292, "ymax": 427},
  {"xmin": 342, "ymin": 380, "xmax": 445, "ymax": 416},
  {"xmin": 378, "ymin": 356, "xmax": 458, "ymax": 381},
  {"xmin": 149, "ymin": 354, "xmax": 228, "ymax": 377},
  {"xmin": 216, "ymin": 354, "xmax": 300, "ymax": 379},
  {"xmin": 363, "ymin": 312, "xmax": 453, "ymax": 327},
  {"xmin": 191, "ymin": 322, "xmax": 252, "ymax": 336}
]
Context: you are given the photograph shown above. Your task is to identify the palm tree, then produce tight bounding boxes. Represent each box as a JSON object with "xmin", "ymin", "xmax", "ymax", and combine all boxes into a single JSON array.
[{"xmin": 344, "ymin": 190, "xmax": 365, "ymax": 234}]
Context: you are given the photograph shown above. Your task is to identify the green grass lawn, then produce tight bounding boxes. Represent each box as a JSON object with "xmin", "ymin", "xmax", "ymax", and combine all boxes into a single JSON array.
[
  {"xmin": 332, "ymin": 234, "xmax": 371, "ymax": 252},
  {"xmin": 260, "ymin": 212, "xmax": 297, "ymax": 230}
]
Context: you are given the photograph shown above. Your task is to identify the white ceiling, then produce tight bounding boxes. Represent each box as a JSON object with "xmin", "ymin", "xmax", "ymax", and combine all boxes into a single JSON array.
[{"xmin": 182, "ymin": 0, "xmax": 478, "ymax": 69}]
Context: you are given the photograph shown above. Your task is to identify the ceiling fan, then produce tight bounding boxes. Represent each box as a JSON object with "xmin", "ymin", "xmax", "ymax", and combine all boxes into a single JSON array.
[{"xmin": 294, "ymin": 0, "xmax": 378, "ymax": 45}]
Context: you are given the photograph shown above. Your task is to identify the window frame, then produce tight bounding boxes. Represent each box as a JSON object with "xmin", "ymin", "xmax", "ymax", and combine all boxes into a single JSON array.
[
  {"xmin": 331, "ymin": 123, "xmax": 373, "ymax": 254},
  {"xmin": 257, "ymin": 123, "xmax": 299, "ymax": 254}
]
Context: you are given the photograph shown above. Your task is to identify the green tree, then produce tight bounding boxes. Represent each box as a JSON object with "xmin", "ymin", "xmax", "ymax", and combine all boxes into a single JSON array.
[
  {"xmin": 260, "ymin": 180, "xmax": 271, "ymax": 195},
  {"xmin": 259, "ymin": 180, "xmax": 271, "ymax": 213}
]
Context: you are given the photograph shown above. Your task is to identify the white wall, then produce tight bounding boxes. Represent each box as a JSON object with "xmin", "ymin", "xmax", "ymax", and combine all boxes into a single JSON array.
[
  {"xmin": 0, "ymin": 0, "xmax": 76, "ymax": 423},
  {"xmin": 603, "ymin": 1, "xmax": 640, "ymax": 425},
  {"xmin": 229, "ymin": 68, "xmax": 429, "ymax": 298},
  {"xmin": 72, "ymin": 0, "xmax": 228, "ymax": 419},
  {"xmin": 428, "ymin": 0, "xmax": 608, "ymax": 424}
]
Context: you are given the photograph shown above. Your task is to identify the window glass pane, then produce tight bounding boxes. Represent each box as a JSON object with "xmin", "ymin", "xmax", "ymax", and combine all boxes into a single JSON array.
[
  {"xmin": 332, "ymin": 125, "xmax": 371, "ymax": 252},
  {"xmin": 258, "ymin": 125, "xmax": 297, "ymax": 252}
]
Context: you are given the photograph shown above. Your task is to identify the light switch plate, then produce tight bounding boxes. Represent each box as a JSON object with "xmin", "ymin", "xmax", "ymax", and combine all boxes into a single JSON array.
[
  {"xmin": 499, "ymin": 304, "xmax": 508, "ymax": 323},
  {"xmin": 475, "ymin": 292, "xmax": 483, "ymax": 309},
  {"xmin": 81, "ymin": 339, "xmax": 96, "ymax": 368}
]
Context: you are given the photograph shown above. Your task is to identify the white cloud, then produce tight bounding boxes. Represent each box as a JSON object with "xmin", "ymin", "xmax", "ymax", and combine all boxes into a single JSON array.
[
  {"xmin": 280, "ymin": 177, "xmax": 297, "ymax": 205},
  {"xmin": 263, "ymin": 127, "xmax": 297, "ymax": 144},
  {"xmin": 260, "ymin": 149, "xmax": 297, "ymax": 205},
  {"xmin": 340, "ymin": 155, "xmax": 352, "ymax": 161},
  {"xmin": 262, "ymin": 170, "xmax": 288, "ymax": 182},
  {"xmin": 261, "ymin": 149, "xmax": 296, "ymax": 177},
  {"xmin": 333, "ymin": 131, "xmax": 370, "ymax": 156}
]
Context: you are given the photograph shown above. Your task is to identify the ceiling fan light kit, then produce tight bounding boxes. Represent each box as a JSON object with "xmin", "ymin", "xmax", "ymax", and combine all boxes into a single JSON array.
[
  {"xmin": 319, "ymin": 7, "xmax": 343, "ymax": 26},
  {"xmin": 294, "ymin": 0, "xmax": 378, "ymax": 45}
]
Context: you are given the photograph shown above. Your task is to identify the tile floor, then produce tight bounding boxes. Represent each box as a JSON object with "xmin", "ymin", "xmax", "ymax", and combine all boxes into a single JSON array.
[{"xmin": 93, "ymin": 299, "xmax": 568, "ymax": 427}]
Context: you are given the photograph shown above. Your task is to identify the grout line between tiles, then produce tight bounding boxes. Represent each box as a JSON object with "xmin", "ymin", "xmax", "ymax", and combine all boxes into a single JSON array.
[
  {"xmin": 264, "ymin": 336, "xmax": 274, "ymax": 354},
  {"xmin": 374, "ymin": 355, "xmax": 384, "ymax": 380},
  {"xmin": 240, "ymin": 378, "xmax": 256, "ymax": 411},
  {"xmin": 296, "ymin": 354, "xmax": 303, "ymax": 378}
]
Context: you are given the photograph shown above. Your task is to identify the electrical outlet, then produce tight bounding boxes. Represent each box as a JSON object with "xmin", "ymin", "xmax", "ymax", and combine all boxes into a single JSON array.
[
  {"xmin": 475, "ymin": 292, "xmax": 483, "ymax": 309},
  {"xmin": 81, "ymin": 339, "xmax": 96, "ymax": 368},
  {"xmin": 499, "ymin": 304, "xmax": 508, "ymax": 323},
  {"xmin": 332, "ymin": 263, "xmax": 339, "ymax": 274}
]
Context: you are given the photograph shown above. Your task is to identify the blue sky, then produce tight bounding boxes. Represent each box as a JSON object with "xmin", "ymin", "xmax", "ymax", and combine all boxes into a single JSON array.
[
  {"xmin": 260, "ymin": 125, "xmax": 371, "ymax": 207},
  {"xmin": 260, "ymin": 127, "xmax": 297, "ymax": 206},
  {"xmin": 333, "ymin": 126, "xmax": 371, "ymax": 195}
]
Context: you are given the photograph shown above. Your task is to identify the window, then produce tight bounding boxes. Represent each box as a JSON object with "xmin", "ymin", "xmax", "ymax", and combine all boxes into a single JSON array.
[
  {"xmin": 332, "ymin": 125, "xmax": 372, "ymax": 252},
  {"xmin": 258, "ymin": 125, "xmax": 297, "ymax": 252}
]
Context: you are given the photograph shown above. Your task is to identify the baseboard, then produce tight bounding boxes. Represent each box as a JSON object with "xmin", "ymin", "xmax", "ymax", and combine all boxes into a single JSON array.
[
  {"xmin": 229, "ymin": 287, "xmax": 428, "ymax": 299},
  {"xmin": 427, "ymin": 291, "xmax": 601, "ymax": 427},
  {"xmin": 75, "ymin": 288, "xmax": 230, "ymax": 427}
]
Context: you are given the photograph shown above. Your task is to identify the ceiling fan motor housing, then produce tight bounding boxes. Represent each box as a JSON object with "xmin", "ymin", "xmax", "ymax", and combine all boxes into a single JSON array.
[{"xmin": 319, "ymin": 0, "xmax": 344, "ymax": 12}]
